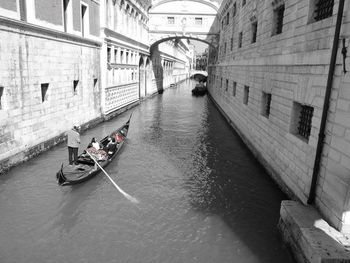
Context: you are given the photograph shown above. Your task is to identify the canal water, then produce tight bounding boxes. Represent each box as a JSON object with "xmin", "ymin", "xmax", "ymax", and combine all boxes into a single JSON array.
[{"xmin": 0, "ymin": 79, "xmax": 294, "ymax": 263}]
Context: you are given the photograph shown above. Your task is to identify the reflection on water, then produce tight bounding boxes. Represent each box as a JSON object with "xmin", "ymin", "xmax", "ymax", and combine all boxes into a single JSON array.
[{"xmin": 0, "ymin": 79, "xmax": 294, "ymax": 263}]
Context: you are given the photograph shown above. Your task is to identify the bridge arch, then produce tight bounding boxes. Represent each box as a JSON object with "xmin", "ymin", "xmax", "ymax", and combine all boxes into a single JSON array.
[{"xmin": 150, "ymin": 35, "xmax": 213, "ymax": 51}]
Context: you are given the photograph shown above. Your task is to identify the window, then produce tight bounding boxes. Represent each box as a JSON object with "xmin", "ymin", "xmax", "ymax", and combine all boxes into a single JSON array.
[
  {"xmin": 242, "ymin": 0, "xmax": 246, "ymax": 7},
  {"xmin": 225, "ymin": 79, "xmax": 229, "ymax": 92},
  {"xmin": 63, "ymin": 0, "xmax": 69, "ymax": 32},
  {"xmin": 167, "ymin": 17, "xmax": 175, "ymax": 24},
  {"xmin": 114, "ymin": 49, "xmax": 117, "ymax": 63},
  {"xmin": 272, "ymin": 4, "xmax": 285, "ymax": 35},
  {"xmin": 41, "ymin": 83, "xmax": 49, "ymax": 102},
  {"xmin": 232, "ymin": 81, "xmax": 237, "ymax": 96},
  {"xmin": 243, "ymin": 86, "xmax": 249, "ymax": 104},
  {"xmin": 224, "ymin": 42, "xmax": 227, "ymax": 53},
  {"xmin": 226, "ymin": 13, "xmax": 230, "ymax": 25},
  {"xmin": 195, "ymin": 17, "xmax": 202, "ymax": 25},
  {"xmin": 107, "ymin": 47, "xmax": 111, "ymax": 63},
  {"xmin": 291, "ymin": 102, "xmax": 314, "ymax": 141},
  {"xmin": 81, "ymin": 4, "xmax": 88, "ymax": 37},
  {"xmin": 221, "ymin": 78, "xmax": 223, "ymax": 89},
  {"xmin": 238, "ymin": 32, "xmax": 243, "ymax": 48},
  {"xmin": 251, "ymin": 21, "xmax": 258, "ymax": 43},
  {"xmin": 314, "ymin": 0, "xmax": 334, "ymax": 21},
  {"xmin": 73, "ymin": 80, "xmax": 79, "ymax": 95},
  {"xmin": 233, "ymin": 3, "xmax": 237, "ymax": 16},
  {"xmin": 93, "ymin": 78, "xmax": 98, "ymax": 88},
  {"xmin": 19, "ymin": 0, "xmax": 27, "ymax": 21},
  {"xmin": 126, "ymin": 51, "xmax": 129, "ymax": 64},
  {"xmin": 261, "ymin": 92, "xmax": 272, "ymax": 117},
  {"xmin": 0, "ymin": 86, "xmax": 3, "ymax": 109},
  {"xmin": 230, "ymin": 37, "xmax": 233, "ymax": 51},
  {"xmin": 120, "ymin": 50, "xmax": 124, "ymax": 64}
]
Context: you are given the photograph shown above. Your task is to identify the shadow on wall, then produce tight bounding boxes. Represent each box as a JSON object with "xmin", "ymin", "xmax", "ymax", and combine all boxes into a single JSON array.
[{"xmin": 150, "ymin": 45, "xmax": 164, "ymax": 94}]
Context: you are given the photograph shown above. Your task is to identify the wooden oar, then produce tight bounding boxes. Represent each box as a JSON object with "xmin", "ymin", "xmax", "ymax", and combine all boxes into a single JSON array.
[{"xmin": 86, "ymin": 151, "xmax": 139, "ymax": 204}]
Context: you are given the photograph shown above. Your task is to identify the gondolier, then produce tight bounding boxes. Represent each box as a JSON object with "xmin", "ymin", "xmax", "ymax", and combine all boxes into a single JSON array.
[
  {"xmin": 67, "ymin": 125, "xmax": 80, "ymax": 166},
  {"xmin": 57, "ymin": 115, "xmax": 132, "ymax": 186}
]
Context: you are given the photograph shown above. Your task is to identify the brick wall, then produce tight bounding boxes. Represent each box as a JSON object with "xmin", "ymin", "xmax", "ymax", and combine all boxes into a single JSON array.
[{"xmin": 210, "ymin": 0, "xmax": 350, "ymax": 232}]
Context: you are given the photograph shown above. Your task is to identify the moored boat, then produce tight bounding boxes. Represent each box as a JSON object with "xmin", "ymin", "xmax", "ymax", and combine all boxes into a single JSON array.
[
  {"xmin": 56, "ymin": 115, "xmax": 131, "ymax": 186},
  {"xmin": 192, "ymin": 82, "xmax": 207, "ymax": 96}
]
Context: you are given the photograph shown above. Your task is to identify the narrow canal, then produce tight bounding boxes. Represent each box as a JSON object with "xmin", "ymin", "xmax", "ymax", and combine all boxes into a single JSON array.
[{"xmin": 0, "ymin": 79, "xmax": 294, "ymax": 263}]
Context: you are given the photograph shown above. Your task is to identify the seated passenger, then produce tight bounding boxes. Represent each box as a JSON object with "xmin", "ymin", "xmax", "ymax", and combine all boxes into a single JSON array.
[{"xmin": 103, "ymin": 137, "xmax": 117, "ymax": 155}]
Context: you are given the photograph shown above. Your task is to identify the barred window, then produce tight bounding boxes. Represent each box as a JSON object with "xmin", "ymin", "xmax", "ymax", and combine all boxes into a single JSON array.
[
  {"xmin": 233, "ymin": 81, "xmax": 237, "ymax": 96},
  {"xmin": 314, "ymin": 0, "xmax": 334, "ymax": 21},
  {"xmin": 167, "ymin": 17, "xmax": 175, "ymax": 24},
  {"xmin": 195, "ymin": 17, "xmax": 202, "ymax": 25},
  {"xmin": 298, "ymin": 105, "xmax": 314, "ymax": 140},
  {"xmin": 261, "ymin": 92, "xmax": 271, "ymax": 117},
  {"xmin": 41, "ymin": 83, "xmax": 49, "ymax": 102},
  {"xmin": 238, "ymin": 31, "xmax": 243, "ymax": 48},
  {"xmin": 272, "ymin": 4, "xmax": 285, "ymax": 36},
  {"xmin": 291, "ymin": 102, "xmax": 314, "ymax": 142},
  {"xmin": 251, "ymin": 21, "xmax": 258, "ymax": 43},
  {"xmin": 243, "ymin": 86, "xmax": 249, "ymax": 105}
]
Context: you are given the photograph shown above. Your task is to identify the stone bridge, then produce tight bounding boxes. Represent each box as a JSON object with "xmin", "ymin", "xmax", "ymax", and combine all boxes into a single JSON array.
[{"xmin": 148, "ymin": 0, "xmax": 220, "ymax": 49}]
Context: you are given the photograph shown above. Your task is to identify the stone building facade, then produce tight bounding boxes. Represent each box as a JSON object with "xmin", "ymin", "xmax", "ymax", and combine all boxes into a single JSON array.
[
  {"xmin": 208, "ymin": 0, "xmax": 350, "ymax": 233},
  {"xmin": 0, "ymin": 0, "xmax": 101, "ymax": 172},
  {"xmin": 0, "ymin": 0, "xmax": 193, "ymax": 173},
  {"xmin": 101, "ymin": 0, "xmax": 152, "ymax": 116}
]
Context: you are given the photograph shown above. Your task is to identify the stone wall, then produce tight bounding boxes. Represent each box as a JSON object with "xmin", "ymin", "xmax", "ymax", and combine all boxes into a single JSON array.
[
  {"xmin": 209, "ymin": 0, "xmax": 350, "ymax": 232},
  {"xmin": 0, "ymin": 20, "xmax": 101, "ymax": 173}
]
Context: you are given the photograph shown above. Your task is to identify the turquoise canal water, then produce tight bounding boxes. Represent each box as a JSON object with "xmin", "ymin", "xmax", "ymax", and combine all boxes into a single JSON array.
[{"xmin": 0, "ymin": 80, "xmax": 294, "ymax": 263}]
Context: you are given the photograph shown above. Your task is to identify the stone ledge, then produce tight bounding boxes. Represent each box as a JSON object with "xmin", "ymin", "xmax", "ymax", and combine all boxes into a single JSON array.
[{"xmin": 279, "ymin": 200, "xmax": 350, "ymax": 263}]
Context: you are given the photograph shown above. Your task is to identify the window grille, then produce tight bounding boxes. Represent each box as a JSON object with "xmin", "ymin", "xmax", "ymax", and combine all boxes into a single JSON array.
[
  {"xmin": 167, "ymin": 17, "xmax": 175, "ymax": 24},
  {"xmin": 314, "ymin": 0, "xmax": 334, "ymax": 21},
  {"xmin": 298, "ymin": 105, "xmax": 313, "ymax": 140}
]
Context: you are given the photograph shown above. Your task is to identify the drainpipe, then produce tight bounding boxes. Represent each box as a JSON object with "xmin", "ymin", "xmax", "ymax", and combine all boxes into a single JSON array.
[{"xmin": 307, "ymin": 0, "xmax": 345, "ymax": 204}]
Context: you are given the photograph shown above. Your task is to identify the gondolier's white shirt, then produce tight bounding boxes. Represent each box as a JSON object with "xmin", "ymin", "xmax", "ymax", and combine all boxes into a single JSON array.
[{"xmin": 67, "ymin": 129, "xmax": 80, "ymax": 148}]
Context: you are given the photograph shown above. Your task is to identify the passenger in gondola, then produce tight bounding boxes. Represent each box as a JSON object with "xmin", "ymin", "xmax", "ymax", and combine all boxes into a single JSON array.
[
  {"xmin": 103, "ymin": 137, "xmax": 117, "ymax": 155},
  {"xmin": 87, "ymin": 137, "xmax": 101, "ymax": 150}
]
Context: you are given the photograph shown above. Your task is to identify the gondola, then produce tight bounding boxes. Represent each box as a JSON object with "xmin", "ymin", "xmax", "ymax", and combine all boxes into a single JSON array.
[
  {"xmin": 191, "ymin": 82, "xmax": 207, "ymax": 96},
  {"xmin": 56, "ymin": 115, "xmax": 131, "ymax": 186}
]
